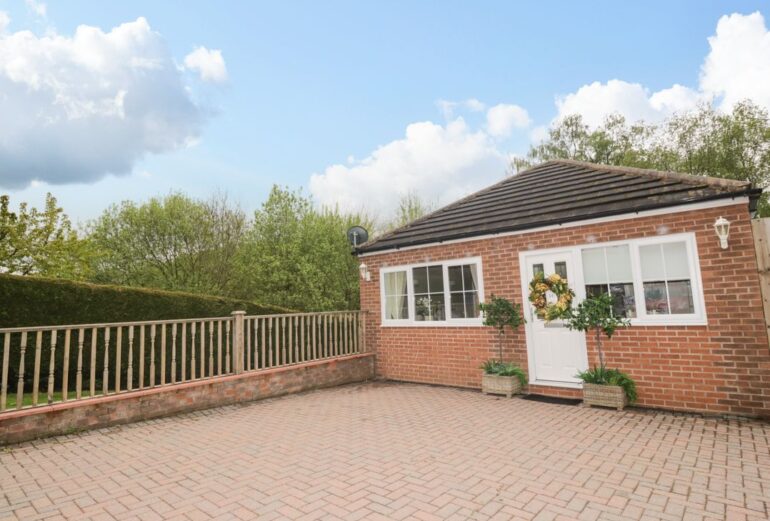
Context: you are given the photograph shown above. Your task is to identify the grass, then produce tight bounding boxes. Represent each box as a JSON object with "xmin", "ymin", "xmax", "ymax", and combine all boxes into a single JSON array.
[{"xmin": 4, "ymin": 391, "xmax": 87, "ymax": 409}]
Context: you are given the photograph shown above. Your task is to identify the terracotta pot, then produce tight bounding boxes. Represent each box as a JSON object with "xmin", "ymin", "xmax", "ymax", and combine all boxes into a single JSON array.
[
  {"xmin": 582, "ymin": 382, "xmax": 627, "ymax": 411},
  {"xmin": 481, "ymin": 374, "xmax": 522, "ymax": 398}
]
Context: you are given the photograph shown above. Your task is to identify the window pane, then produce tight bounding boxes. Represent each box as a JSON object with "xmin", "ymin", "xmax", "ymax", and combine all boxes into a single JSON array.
[
  {"xmin": 609, "ymin": 283, "xmax": 636, "ymax": 318},
  {"xmin": 640, "ymin": 244, "xmax": 665, "ymax": 281},
  {"xmin": 385, "ymin": 295, "xmax": 408, "ymax": 320},
  {"xmin": 555, "ymin": 261, "xmax": 568, "ymax": 279},
  {"xmin": 463, "ymin": 264, "xmax": 477, "ymax": 291},
  {"xmin": 448, "ymin": 266, "xmax": 463, "ymax": 291},
  {"xmin": 582, "ymin": 248, "xmax": 606, "ymax": 285},
  {"xmin": 431, "ymin": 294, "xmax": 446, "ymax": 320},
  {"xmin": 586, "ymin": 284, "xmax": 608, "ymax": 298},
  {"xmin": 606, "ymin": 245, "xmax": 633, "ymax": 281},
  {"xmin": 414, "ymin": 293, "xmax": 445, "ymax": 321},
  {"xmin": 668, "ymin": 280, "xmax": 694, "ymax": 314},
  {"xmin": 412, "ymin": 267, "xmax": 428, "ymax": 294},
  {"xmin": 663, "ymin": 242, "xmax": 690, "ymax": 280},
  {"xmin": 644, "ymin": 281, "xmax": 669, "ymax": 314},
  {"xmin": 383, "ymin": 271, "xmax": 407, "ymax": 297},
  {"xmin": 428, "ymin": 265, "xmax": 444, "ymax": 291},
  {"xmin": 464, "ymin": 292, "xmax": 480, "ymax": 318},
  {"xmin": 414, "ymin": 295, "xmax": 430, "ymax": 321},
  {"xmin": 533, "ymin": 263, "xmax": 544, "ymax": 278},
  {"xmin": 450, "ymin": 293, "xmax": 465, "ymax": 318}
]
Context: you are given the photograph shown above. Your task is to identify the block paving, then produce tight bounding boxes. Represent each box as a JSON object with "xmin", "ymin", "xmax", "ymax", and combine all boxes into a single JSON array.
[{"xmin": 1, "ymin": 382, "xmax": 769, "ymax": 520}]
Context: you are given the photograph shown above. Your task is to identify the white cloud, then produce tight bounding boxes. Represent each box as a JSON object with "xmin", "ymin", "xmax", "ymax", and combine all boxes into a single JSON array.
[
  {"xmin": 309, "ymin": 118, "xmax": 508, "ymax": 219},
  {"xmin": 554, "ymin": 12, "xmax": 770, "ymax": 126},
  {"xmin": 437, "ymin": 98, "xmax": 487, "ymax": 119},
  {"xmin": 555, "ymin": 80, "xmax": 701, "ymax": 127},
  {"xmin": 701, "ymin": 12, "xmax": 770, "ymax": 110},
  {"xmin": 25, "ymin": 0, "xmax": 46, "ymax": 18},
  {"xmin": 0, "ymin": 17, "xmax": 212, "ymax": 189},
  {"xmin": 485, "ymin": 103, "xmax": 531, "ymax": 137},
  {"xmin": 0, "ymin": 12, "xmax": 10, "ymax": 33},
  {"xmin": 184, "ymin": 46, "xmax": 228, "ymax": 83}
]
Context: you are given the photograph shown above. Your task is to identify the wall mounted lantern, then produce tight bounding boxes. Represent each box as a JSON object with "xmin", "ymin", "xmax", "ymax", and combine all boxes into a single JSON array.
[
  {"xmin": 714, "ymin": 216, "xmax": 730, "ymax": 249},
  {"xmin": 359, "ymin": 262, "xmax": 371, "ymax": 282}
]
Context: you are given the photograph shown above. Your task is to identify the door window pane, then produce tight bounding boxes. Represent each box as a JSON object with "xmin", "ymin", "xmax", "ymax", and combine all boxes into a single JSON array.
[
  {"xmin": 533, "ymin": 263, "xmax": 544, "ymax": 278},
  {"xmin": 554, "ymin": 261, "xmax": 568, "ymax": 279}
]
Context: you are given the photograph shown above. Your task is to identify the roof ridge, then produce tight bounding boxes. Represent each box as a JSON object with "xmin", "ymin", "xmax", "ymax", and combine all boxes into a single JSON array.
[{"xmin": 548, "ymin": 159, "xmax": 749, "ymax": 189}]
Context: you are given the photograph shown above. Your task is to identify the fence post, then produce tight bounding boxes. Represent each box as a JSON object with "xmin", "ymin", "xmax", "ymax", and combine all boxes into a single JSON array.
[
  {"xmin": 361, "ymin": 311, "xmax": 367, "ymax": 354},
  {"xmin": 232, "ymin": 311, "xmax": 246, "ymax": 374}
]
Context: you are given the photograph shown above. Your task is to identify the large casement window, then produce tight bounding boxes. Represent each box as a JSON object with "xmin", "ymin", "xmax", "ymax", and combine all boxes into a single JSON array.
[
  {"xmin": 380, "ymin": 257, "xmax": 484, "ymax": 325},
  {"xmin": 579, "ymin": 233, "xmax": 706, "ymax": 325}
]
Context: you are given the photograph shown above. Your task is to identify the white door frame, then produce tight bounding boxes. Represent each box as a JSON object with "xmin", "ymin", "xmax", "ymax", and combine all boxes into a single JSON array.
[{"xmin": 519, "ymin": 248, "xmax": 588, "ymax": 389}]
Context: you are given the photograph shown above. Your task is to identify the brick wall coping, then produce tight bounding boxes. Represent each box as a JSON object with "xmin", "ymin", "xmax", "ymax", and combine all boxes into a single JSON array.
[{"xmin": 0, "ymin": 353, "xmax": 375, "ymax": 422}]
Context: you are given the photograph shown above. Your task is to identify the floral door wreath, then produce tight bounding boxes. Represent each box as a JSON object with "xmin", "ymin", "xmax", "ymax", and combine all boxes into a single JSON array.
[{"xmin": 528, "ymin": 273, "xmax": 575, "ymax": 321}]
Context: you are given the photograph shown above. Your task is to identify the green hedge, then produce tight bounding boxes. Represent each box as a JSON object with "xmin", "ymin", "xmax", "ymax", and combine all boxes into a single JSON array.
[{"xmin": 0, "ymin": 274, "xmax": 291, "ymax": 328}]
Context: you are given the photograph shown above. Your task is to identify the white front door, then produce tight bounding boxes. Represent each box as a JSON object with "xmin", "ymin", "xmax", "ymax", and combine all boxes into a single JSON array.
[{"xmin": 521, "ymin": 250, "xmax": 587, "ymax": 386}]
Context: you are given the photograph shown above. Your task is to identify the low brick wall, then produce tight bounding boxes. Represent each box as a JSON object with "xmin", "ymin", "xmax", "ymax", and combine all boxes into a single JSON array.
[{"xmin": 0, "ymin": 353, "xmax": 375, "ymax": 445}]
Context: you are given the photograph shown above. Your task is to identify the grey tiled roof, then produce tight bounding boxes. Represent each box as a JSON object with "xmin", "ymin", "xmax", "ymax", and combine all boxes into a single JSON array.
[{"xmin": 358, "ymin": 160, "xmax": 760, "ymax": 254}]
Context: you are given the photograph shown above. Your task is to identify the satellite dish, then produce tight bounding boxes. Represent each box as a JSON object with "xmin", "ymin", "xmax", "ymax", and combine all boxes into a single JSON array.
[{"xmin": 347, "ymin": 226, "xmax": 369, "ymax": 248}]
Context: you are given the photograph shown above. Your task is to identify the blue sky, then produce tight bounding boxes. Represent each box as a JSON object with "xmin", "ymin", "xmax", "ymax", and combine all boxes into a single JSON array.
[{"xmin": 1, "ymin": 1, "xmax": 769, "ymax": 224}]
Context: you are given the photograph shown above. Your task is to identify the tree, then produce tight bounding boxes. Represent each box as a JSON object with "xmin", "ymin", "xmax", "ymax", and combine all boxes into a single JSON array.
[
  {"xmin": 515, "ymin": 101, "xmax": 770, "ymax": 214},
  {"xmin": 565, "ymin": 293, "xmax": 629, "ymax": 370},
  {"xmin": 479, "ymin": 295, "xmax": 525, "ymax": 362},
  {"xmin": 231, "ymin": 186, "xmax": 372, "ymax": 311},
  {"xmin": 88, "ymin": 192, "xmax": 247, "ymax": 295},
  {"xmin": 386, "ymin": 193, "xmax": 435, "ymax": 232},
  {"xmin": 0, "ymin": 193, "xmax": 91, "ymax": 279}
]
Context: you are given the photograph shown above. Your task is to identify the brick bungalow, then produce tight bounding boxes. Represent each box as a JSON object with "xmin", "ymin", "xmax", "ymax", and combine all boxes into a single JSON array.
[{"xmin": 356, "ymin": 160, "xmax": 770, "ymax": 417}]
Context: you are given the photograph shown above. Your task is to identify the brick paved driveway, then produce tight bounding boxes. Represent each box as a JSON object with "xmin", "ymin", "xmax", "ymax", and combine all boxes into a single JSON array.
[{"xmin": 1, "ymin": 382, "xmax": 769, "ymax": 521}]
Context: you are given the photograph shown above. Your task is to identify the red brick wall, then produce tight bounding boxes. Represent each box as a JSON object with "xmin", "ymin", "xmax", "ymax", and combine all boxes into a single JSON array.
[
  {"xmin": 360, "ymin": 203, "xmax": 770, "ymax": 418},
  {"xmin": 0, "ymin": 353, "xmax": 375, "ymax": 445}
]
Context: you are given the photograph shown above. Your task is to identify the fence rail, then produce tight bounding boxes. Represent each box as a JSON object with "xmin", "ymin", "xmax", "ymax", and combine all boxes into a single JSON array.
[{"xmin": 0, "ymin": 310, "xmax": 366, "ymax": 413}]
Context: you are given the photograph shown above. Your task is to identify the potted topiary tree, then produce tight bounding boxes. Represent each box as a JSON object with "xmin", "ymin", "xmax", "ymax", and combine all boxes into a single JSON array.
[
  {"xmin": 566, "ymin": 293, "xmax": 636, "ymax": 410},
  {"xmin": 478, "ymin": 295, "xmax": 527, "ymax": 398}
]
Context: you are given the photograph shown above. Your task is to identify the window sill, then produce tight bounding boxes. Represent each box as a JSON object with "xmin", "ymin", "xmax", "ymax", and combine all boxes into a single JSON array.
[
  {"xmin": 380, "ymin": 321, "xmax": 485, "ymax": 328},
  {"xmin": 628, "ymin": 317, "xmax": 707, "ymax": 327}
]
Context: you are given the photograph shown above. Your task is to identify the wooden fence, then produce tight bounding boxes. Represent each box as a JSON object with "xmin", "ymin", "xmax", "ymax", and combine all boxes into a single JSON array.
[
  {"xmin": 0, "ymin": 310, "xmax": 366, "ymax": 413},
  {"xmin": 752, "ymin": 218, "xmax": 770, "ymax": 346}
]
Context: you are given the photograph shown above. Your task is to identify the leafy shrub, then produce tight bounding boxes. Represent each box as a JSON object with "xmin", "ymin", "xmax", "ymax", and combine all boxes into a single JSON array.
[
  {"xmin": 0, "ymin": 274, "xmax": 291, "ymax": 328},
  {"xmin": 577, "ymin": 366, "xmax": 637, "ymax": 403},
  {"xmin": 0, "ymin": 274, "xmax": 293, "ymax": 395},
  {"xmin": 480, "ymin": 360, "xmax": 527, "ymax": 386}
]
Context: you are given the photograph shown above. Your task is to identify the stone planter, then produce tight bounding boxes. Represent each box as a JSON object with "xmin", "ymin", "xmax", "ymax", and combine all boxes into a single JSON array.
[
  {"xmin": 582, "ymin": 382, "xmax": 627, "ymax": 410},
  {"xmin": 481, "ymin": 374, "xmax": 521, "ymax": 398}
]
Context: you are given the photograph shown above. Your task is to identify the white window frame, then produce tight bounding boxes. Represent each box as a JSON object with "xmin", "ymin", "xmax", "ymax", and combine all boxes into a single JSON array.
[
  {"xmin": 380, "ymin": 256, "xmax": 485, "ymax": 327},
  {"xmin": 577, "ymin": 233, "xmax": 707, "ymax": 326}
]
